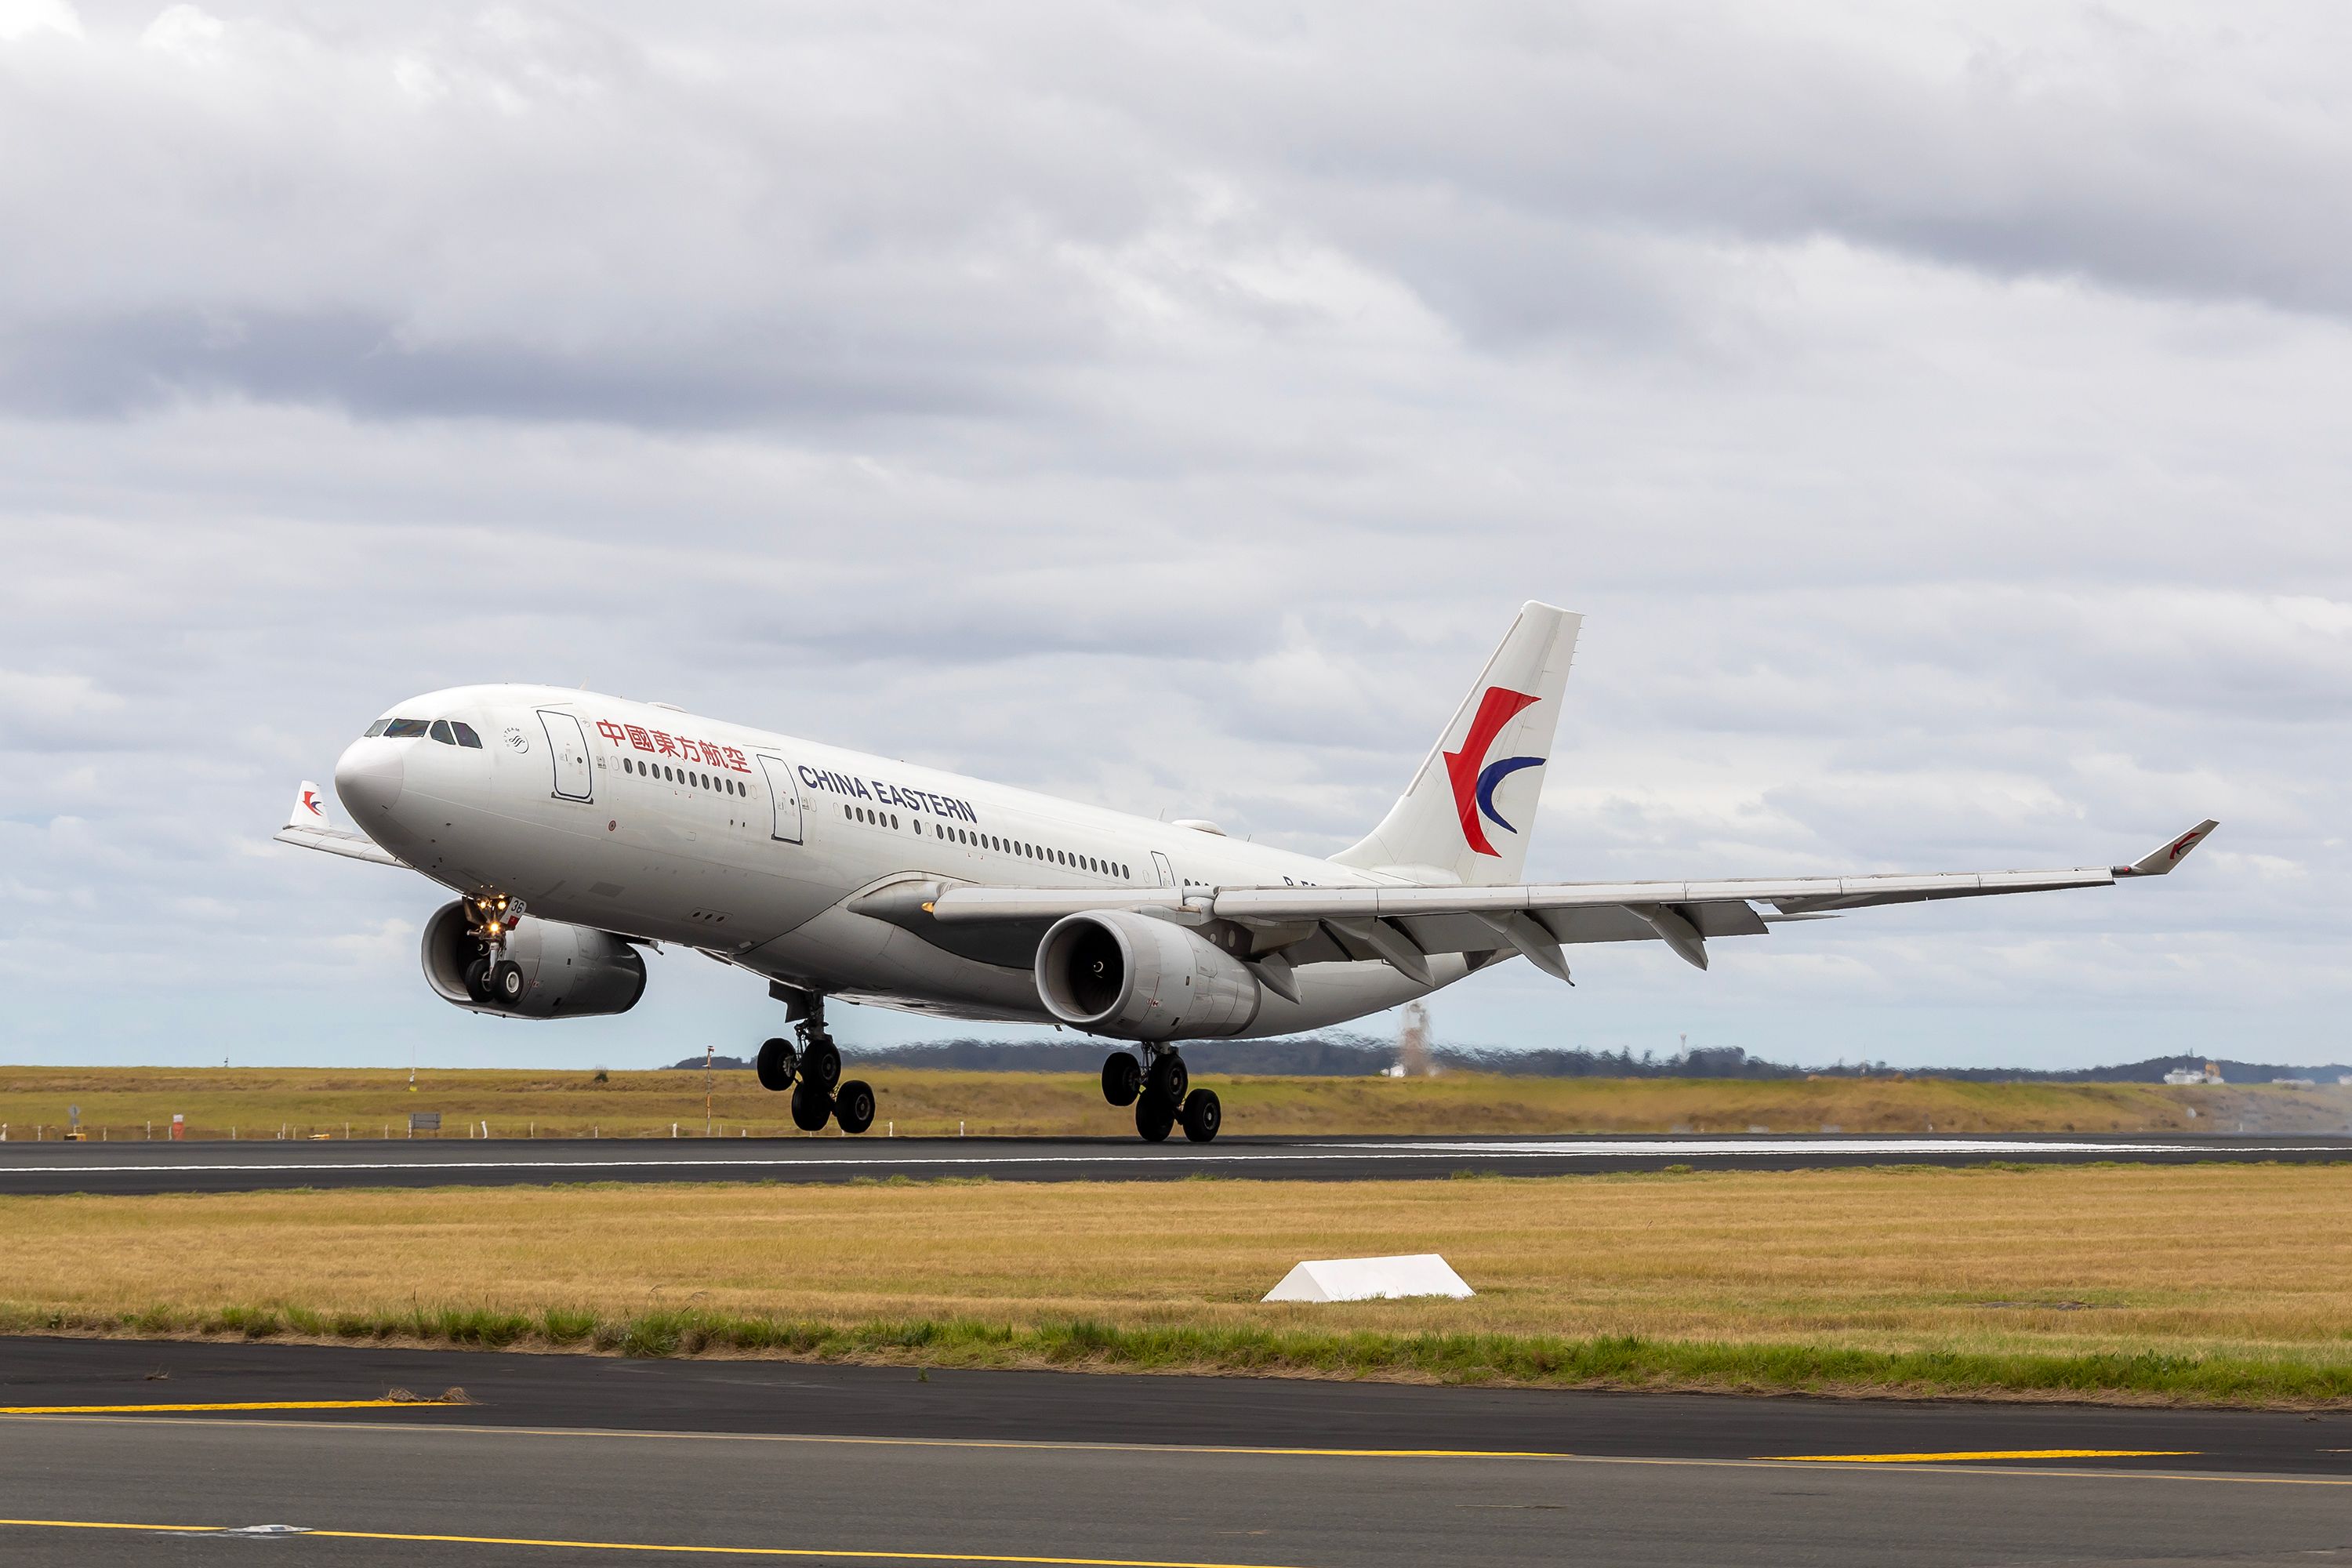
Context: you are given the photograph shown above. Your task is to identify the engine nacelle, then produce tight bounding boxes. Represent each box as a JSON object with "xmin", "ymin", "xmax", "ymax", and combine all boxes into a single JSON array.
[
  {"xmin": 420, "ymin": 900, "xmax": 648, "ymax": 1019},
  {"xmin": 1034, "ymin": 909, "xmax": 1262, "ymax": 1040}
]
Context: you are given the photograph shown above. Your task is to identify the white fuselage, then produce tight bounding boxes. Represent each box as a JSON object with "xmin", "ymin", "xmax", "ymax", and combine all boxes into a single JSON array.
[{"xmin": 336, "ymin": 684, "xmax": 1454, "ymax": 1034}]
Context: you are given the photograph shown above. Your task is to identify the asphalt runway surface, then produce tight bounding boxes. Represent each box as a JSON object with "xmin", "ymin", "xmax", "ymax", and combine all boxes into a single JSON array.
[
  {"xmin": 2, "ymin": 1338, "xmax": 2347, "ymax": 1566},
  {"xmin": 0, "ymin": 1130, "xmax": 2347, "ymax": 1195}
]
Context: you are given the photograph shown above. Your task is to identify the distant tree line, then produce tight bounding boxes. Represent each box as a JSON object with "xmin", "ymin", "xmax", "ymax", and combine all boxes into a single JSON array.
[{"xmin": 670, "ymin": 1037, "xmax": 2350, "ymax": 1083}]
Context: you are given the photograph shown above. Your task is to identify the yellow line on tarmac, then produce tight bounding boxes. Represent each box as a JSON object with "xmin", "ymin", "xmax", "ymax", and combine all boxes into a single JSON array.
[
  {"xmin": 0, "ymin": 1399, "xmax": 460, "ymax": 1415},
  {"xmin": 0, "ymin": 1519, "xmax": 1304, "ymax": 1567},
  {"xmin": 0, "ymin": 1412, "xmax": 1560, "ymax": 1458},
  {"xmin": 1759, "ymin": 1449, "xmax": 2196, "ymax": 1464}
]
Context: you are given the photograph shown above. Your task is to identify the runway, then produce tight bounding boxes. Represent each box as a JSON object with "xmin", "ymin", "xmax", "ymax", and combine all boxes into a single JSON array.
[
  {"xmin": 0, "ymin": 1130, "xmax": 2347, "ymax": 1195},
  {"xmin": 1, "ymin": 1338, "xmax": 2346, "ymax": 1566}
]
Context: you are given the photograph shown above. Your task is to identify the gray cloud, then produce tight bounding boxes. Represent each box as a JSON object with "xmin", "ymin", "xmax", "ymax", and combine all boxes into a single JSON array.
[{"xmin": 0, "ymin": 1, "xmax": 2344, "ymax": 1069}]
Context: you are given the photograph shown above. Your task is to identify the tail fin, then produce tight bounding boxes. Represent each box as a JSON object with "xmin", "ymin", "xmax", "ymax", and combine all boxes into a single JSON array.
[{"xmin": 1332, "ymin": 602, "xmax": 1581, "ymax": 886}]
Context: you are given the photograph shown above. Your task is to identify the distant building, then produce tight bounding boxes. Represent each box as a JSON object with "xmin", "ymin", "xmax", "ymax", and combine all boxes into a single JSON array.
[{"xmin": 2162, "ymin": 1062, "xmax": 2224, "ymax": 1086}]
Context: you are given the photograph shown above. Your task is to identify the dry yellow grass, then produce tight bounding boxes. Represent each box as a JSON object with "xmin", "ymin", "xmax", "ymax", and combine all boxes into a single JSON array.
[
  {"xmin": 3, "ymin": 1065, "xmax": 2344, "ymax": 1141},
  {"xmin": 7, "ymin": 1164, "xmax": 2349, "ymax": 1370}
]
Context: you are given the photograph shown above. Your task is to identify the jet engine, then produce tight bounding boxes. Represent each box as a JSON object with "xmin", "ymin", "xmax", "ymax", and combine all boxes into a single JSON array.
[
  {"xmin": 1034, "ymin": 909, "xmax": 1261, "ymax": 1040},
  {"xmin": 419, "ymin": 899, "xmax": 648, "ymax": 1018}
]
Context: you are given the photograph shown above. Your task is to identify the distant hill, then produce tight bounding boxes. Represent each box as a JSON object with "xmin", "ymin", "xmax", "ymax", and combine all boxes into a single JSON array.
[{"xmin": 668, "ymin": 1039, "xmax": 2352, "ymax": 1083}]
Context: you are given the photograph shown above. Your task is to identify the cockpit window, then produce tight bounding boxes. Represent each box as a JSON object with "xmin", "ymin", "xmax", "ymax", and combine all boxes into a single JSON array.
[
  {"xmin": 365, "ymin": 720, "xmax": 392, "ymax": 738},
  {"xmin": 449, "ymin": 720, "xmax": 484, "ymax": 749},
  {"xmin": 428, "ymin": 720, "xmax": 456, "ymax": 745},
  {"xmin": 381, "ymin": 719, "xmax": 430, "ymax": 739}
]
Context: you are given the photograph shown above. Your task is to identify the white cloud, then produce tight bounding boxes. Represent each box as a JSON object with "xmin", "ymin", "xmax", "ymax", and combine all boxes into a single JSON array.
[{"xmin": 0, "ymin": 0, "xmax": 79, "ymax": 43}]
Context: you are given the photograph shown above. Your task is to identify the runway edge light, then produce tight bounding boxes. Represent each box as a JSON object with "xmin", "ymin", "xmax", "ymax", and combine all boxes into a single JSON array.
[{"xmin": 1263, "ymin": 1254, "xmax": 1474, "ymax": 1302}]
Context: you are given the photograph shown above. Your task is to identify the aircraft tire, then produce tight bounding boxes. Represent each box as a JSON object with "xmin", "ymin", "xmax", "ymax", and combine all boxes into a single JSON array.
[
  {"xmin": 465, "ymin": 958, "xmax": 497, "ymax": 1001},
  {"xmin": 1100, "ymin": 1052, "xmax": 1141, "ymax": 1108},
  {"xmin": 1135, "ymin": 1096, "xmax": 1175, "ymax": 1143},
  {"xmin": 789, "ymin": 1080, "xmax": 833, "ymax": 1132},
  {"xmin": 803, "ymin": 1039, "xmax": 842, "ymax": 1094},
  {"xmin": 1180, "ymin": 1088, "xmax": 1221, "ymax": 1144},
  {"xmin": 1145, "ymin": 1052, "xmax": 1187, "ymax": 1109},
  {"xmin": 833, "ymin": 1080, "xmax": 876, "ymax": 1135},
  {"xmin": 756, "ymin": 1037, "xmax": 797, "ymax": 1092},
  {"xmin": 492, "ymin": 961, "xmax": 526, "ymax": 1005}
]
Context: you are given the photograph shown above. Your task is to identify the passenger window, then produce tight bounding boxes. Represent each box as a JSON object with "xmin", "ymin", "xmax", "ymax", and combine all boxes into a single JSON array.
[
  {"xmin": 382, "ymin": 719, "xmax": 429, "ymax": 739},
  {"xmin": 450, "ymin": 721, "xmax": 484, "ymax": 749},
  {"xmin": 365, "ymin": 720, "xmax": 391, "ymax": 738}
]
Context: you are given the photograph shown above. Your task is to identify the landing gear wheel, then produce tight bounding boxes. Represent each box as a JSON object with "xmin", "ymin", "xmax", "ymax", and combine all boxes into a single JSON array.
[
  {"xmin": 1136, "ymin": 1096, "xmax": 1176, "ymax": 1143},
  {"xmin": 1101, "ymin": 1052, "xmax": 1141, "ymax": 1108},
  {"xmin": 790, "ymin": 1080, "xmax": 833, "ymax": 1131},
  {"xmin": 833, "ymin": 1080, "xmax": 876, "ymax": 1135},
  {"xmin": 800, "ymin": 1037, "xmax": 841, "ymax": 1094},
  {"xmin": 492, "ymin": 961, "xmax": 526, "ymax": 1005},
  {"xmin": 465, "ymin": 957, "xmax": 496, "ymax": 1001},
  {"xmin": 1180, "ymin": 1088, "xmax": 1221, "ymax": 1144},
  {"xmin": 757, "ymin": 1037, "xmax": 798, "ymax": 1092},
  {"xmin": 1145, "ymin": 1052, "xmax": 1188, "ymax": 1108}
]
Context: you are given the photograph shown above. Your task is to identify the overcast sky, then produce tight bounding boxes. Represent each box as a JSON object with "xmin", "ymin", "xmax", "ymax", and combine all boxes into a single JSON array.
[{"xmin": 2, "ymin": 0, "xmax": 2346, "ymax": 1073}]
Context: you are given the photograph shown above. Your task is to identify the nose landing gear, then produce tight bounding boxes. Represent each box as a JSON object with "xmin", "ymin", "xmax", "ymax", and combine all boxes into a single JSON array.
[
  {"xmin": 1115, "ymin": 1045, "xmax": 1219, "ymax": 1144},
  {"xmin": 757, "ymin": 990, "xmax": 873, "ymax": 1135}
]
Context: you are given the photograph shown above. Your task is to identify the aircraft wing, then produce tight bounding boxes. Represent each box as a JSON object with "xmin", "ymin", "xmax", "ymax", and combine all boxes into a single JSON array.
[
  {"xmin": 271, "ymin": 779, "xmax": 408, "ymax": 869},
  {"xmin": 927, "ymin": 821, "xmax": 2219, "ymax": 982}
]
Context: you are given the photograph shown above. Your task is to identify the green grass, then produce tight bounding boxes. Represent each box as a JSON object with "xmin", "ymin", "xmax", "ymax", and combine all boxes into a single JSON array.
[
  {"xmin": 5, "ymin": 1064, "xmax": 2347, "ymax": 1140},
  {"xmin": 7, "ymin": 1300, "xmax": 2348, "ymax": 1407}
]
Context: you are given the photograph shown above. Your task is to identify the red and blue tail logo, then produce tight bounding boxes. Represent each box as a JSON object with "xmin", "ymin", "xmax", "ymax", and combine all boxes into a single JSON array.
[{"xmin": 1443, "ymin": 686, "xmax": 1543, "ymax": 856}]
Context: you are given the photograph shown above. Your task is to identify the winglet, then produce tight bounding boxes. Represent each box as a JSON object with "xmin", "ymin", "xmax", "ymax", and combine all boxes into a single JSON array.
[
  {"xmin": 2121, "ymin": 820, "xmax": 2219, "ymax": 877},
  {"xmin": 285, "ymin": 780, "xmax": 331, "ymax": 832}
]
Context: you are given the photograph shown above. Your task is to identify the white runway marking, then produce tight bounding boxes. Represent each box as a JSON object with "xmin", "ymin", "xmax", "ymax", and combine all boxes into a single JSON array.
[{"xmin": 0, "ymin": 1137, "xmax": 2332, "ymax": 1179}]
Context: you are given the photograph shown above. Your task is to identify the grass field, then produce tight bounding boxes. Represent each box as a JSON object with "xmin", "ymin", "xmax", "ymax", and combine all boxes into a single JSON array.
[
  {"xmin": 7, "ymin": 1163, "xmax": 2350, "ymax": 1404},
  {"xmin": 3, "ymin": 1065, "xmax": 2346, "ymax": 1141}
]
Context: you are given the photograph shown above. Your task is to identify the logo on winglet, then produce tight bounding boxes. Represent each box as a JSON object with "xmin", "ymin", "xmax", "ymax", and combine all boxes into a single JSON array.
[
  {"xmin": 1443, "ymin": 686, "xmax": 1543, "ymax": 857},
  {"xmin": 2169, "ymin": 829, "xmax": 2205, "ymax": 861},
  {"xmin": 300, "ymin": 788, "xmax": 324, "ymax": 819}
]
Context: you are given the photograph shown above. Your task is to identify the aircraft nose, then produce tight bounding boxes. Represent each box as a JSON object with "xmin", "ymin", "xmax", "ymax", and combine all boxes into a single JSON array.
[{"xmin": 335, "ymin": 736, "xmax": 405, "ymax": 819}]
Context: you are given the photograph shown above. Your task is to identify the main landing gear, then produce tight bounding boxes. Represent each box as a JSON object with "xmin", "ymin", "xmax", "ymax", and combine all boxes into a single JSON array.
[
  {"xmin": 1104, "ymin": 1046, "xmax": 1219, "ymax": 1144},
  {"xmin": 459, "ymin": 893, "xmax": 528, "ymax": 1007},
  {"xmin": 755, "ymin": 992, "xmax": 873, "ymax": 1135}
]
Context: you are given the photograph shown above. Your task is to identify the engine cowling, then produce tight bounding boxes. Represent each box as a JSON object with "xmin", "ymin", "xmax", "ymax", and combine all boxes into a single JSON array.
[
  {"xmin": 420, "ymin": 900, "xmax": 648, "ymax": 1018},
  {"xmin": 1034, "ymin": 909, "xmax": 1261, "ymax": 1040}
]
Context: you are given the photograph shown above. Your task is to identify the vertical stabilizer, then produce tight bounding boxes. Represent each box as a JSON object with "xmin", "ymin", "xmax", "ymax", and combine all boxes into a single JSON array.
[{"xmin": 1331, "ymin": 602, "xmax": 1580, "ymax": 886}]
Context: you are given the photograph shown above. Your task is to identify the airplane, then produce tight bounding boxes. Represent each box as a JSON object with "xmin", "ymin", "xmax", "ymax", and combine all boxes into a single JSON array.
[{"xmin": 277, "ymin": 601, "xmax": 2216, "ymax": 1143}]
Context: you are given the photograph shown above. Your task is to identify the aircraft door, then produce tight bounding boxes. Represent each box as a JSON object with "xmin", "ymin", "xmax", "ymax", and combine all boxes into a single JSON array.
[
  {"xmin": 1151, "ymin": 851, "xmax": 1175, "ymax": 887},
  {"xmin": 537, "ymin": 710, "xmax": 593, "ymax": 801},
  {"xmin": 756, "ymin": 755, "xmax": 804, "ymax": 845}
]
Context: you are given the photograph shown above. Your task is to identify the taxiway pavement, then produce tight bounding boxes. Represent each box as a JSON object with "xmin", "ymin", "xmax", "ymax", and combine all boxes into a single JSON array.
[
  {"xmin": 1, "ymin": 1338, "xmax": 2346, "ymax": 1566},
  {"xmin": 2, "ymin": 1131, "xmax": 2347, "ymax": 1195}
]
